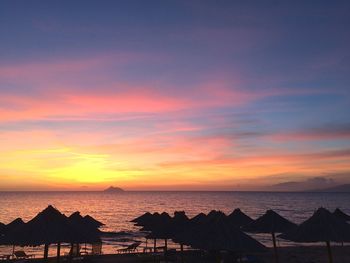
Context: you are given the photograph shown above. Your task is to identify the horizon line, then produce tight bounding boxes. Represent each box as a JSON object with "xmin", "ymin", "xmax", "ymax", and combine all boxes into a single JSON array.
[{"xmin": 0, "ymin": 189, "xmax": 348, "ymax": 193}]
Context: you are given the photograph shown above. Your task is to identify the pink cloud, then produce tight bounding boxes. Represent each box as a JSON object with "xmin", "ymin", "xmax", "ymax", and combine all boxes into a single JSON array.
[{"xmin": 271, "ymin": 124, "xmax": 350, "ymax": 141}]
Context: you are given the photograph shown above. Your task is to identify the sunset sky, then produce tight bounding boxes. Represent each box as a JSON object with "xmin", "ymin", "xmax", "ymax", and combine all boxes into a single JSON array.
[{"xmin": 0, "ymin": 1, "xmax": 349, "ymax": 191}]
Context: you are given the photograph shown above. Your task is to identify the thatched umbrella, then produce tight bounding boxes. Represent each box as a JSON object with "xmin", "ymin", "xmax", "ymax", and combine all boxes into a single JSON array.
[
  {"xmin": 190, "ymin": 213, "xmax": 207, "ymax": 225},
  {"xmin": 83, "ymin": 215, "xmax": 104, "ymax": 228},
  {"xmin": 4, "ymin": 218, "xmax": 25, "ymax": 234},
  {"xmin": 139, "ymin": 212, "xmax": 171, "ymax": 251},
  {"xmin": 0, "ymin": 219, "xmax": 27, "ymax": 256},
  {"xmin": 149, "ymin": 211, "xmax": 192, "ymax": 252},
  {"xmin": 136, "ymin": 211, "xmax": 190, "ymax": 252},
  {"xmin": 20, "ymin": 206, "xmax": 73, "ymax": 259},
  {"xmin": 68, "ymin": 212, "xmax": 102, "ymax": 256},
  {"xmin": 131, "ymin": 212, "xmax": 153, "ymax": 225},
  {"xmin": 173, "ymin": 217, "xmax": 265, "ymax": 262},
  {"xmin": 279, "ymin": 207, "xmax": 350, "ymax": 263},
  {"xmin": 131, "ymin": 212, "xmax": 153, "ymax": 226},
  {"xmin": 228, "ymin": 209, "xmax": 253, "ymax": 228},
  {"xmin": 205, "ymin": 210, "xmax": 227, "ymax": 223},
  {"xmin": 68, "ymin": 211, "xmax": 102, "ymax": 258},
  {"xmin": 173, "ymin": 211, "xmax": 189, "ymax": 224},
  {"xmin": 333, "ymin": 208, "xmax": 350, "ymax": 222},
  {"xmin": 1, "ymin": 218, "xmax": 26, "ymax": 254},
  {"xmin": 146, "ymin": 225, "xmax": 172, "ymax": 251},
  {"xmin": 0, "ymin": 222, "xmax": 5, "ymax": 235},
  {"xmin": 243, "ymin": 210, "xmax": 296, "ymax": 263},
  {"xmin": 8, "ymin": 206, "xmax": 99, "ymax": 260},
  {"xmin": 69, "ymin": 212, "xmax": 103, "ymax": 233},
  {"xmin": 170, "ymin": 211, "xmax": 190, "ymax": 261}
]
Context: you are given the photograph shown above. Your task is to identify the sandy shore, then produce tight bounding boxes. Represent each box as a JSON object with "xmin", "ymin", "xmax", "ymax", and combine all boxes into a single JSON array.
[
  {"xmin": 15, "ymin": 245, "xmax": 349, "ymax": 263},
  {"xmin": 100, "ymin": 246, "xmax": 349, "ymax": 263},
  {"xmin": 259, "ymin": 246, "xmax": 350, "ymax": 263}
]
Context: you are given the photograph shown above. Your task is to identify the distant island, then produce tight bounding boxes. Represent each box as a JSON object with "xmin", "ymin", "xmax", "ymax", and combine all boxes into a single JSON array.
[
  {"xmin": 269, "ymin": 182, "xmax": 350, "ymax": 193},
  {"xmin": 309, "ymin": 184, "xmax": 350, "ymax": 193},
  {"xmin": 103, "ymin": 186, "xmax": 125, "ymax": 193}
]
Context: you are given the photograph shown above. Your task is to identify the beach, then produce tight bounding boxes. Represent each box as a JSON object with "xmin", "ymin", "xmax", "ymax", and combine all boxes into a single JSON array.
[
  {"xmin": 1, "ymin": 192, "xmax": 350, "ymax": 258},
  {"xmin": 6, "ymin": 246, "xmax": 348, "ymax": 263}
]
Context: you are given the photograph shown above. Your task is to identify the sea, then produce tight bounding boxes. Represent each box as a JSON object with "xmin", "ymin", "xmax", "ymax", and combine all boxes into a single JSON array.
[{"xmin": 0, "ymin": 191, "xmax": 349, "ymax": 256}]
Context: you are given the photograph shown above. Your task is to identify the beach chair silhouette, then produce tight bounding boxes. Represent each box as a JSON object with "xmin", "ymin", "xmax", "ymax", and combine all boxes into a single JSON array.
[
  {"xmin": 14, "ymin": 251, "xmax": 35, "ymax": 259},
  {"xmin": 117, "ymin": 241, "xmax": 141, "ymax": 254}
]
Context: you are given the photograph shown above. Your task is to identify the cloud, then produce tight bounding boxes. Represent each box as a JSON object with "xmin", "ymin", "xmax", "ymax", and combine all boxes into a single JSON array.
[
  {"xmin": 273, "ymin": 123, "xmax": 350, "ymax": 141},
  {"xmin": 269, "ymin": 176, "xmax": 337, "ymax": 191}
]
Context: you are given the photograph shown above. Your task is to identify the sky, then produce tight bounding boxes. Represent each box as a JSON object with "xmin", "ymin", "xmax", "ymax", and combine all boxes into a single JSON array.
[{"xmin": 0, "ymin": 0, "xmax": 350, "ymax": 191}]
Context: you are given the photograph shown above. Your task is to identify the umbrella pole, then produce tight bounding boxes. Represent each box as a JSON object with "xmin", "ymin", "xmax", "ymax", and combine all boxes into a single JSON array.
[
  {"xmin": 216, "ymin": 250, "xmax": 221, "ymax": 263},
  {"xmin": 326, "ymin": 241, "xmax": 333, "ymax": 263},
  {"xmin": 272, "ymin": 232, "xmax": 279, "ymax": 263},
  {"xmin": 180, "ymin": 244, "xmax": 184, "ymax": 263},
  {"xmin": 44, "ymin": 244, "xmax": 49, "ymax": 259},
  {"xmin": 164, "ymin": 239, "xmax": 168, "ymax": 263},
  {"xmin": 57, "ymin": 242, "xmax": 61, "ymax": 263},
  {"xmin": 153, "ymin": 239, "xmax": 157, "ymax": 263},
  {"xmin": 68, "ymin": 243, "xmax": 73, "ymax": 263}
]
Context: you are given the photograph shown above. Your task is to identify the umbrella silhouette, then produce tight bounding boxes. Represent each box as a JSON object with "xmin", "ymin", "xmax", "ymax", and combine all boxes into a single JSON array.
[
  {"xmin": 68, "ymin": 212, "xmax": 102, "ymax": 259},
  {"xmin": 173, "ymin": 211, "xmax": 189, "ymax": 223},
  {"xmin": 147, "ymin": 211, "xmax": 191, "ymax": 251},
  {"xmin": 190, "ymin": 213, "xmax": 207, "ymax": 225},
  {"xmin": 131, "ymin": 212, "xmax": 153, "ymax": 225},
  {"xmin": 243, "ymin": 210, "xmax": 296, "ymax": 263},
  {"xmin": 333, "ymin": 208, "xmax": 350, "ymax": 222},
  {"xmin": 0, "ymin": 218, "xmax": 26, "ymax": 253},
  {"xmin": 69, "ymin": 212, "xmax": 103, "ymax": 233},
  {"xmin": 9, "ymin": 206, "xmax": 99, "ymax": 260},
  {"xmin": 141, "ymin": 212, "xmax": 171, "ymax": 231},
  {"xmin": 279, "ymin": 207, "xmax": 350, "ymax": 263},
  {"xmin": 0, "ymin": 222, "xmax": 5, "ymax": 235},
  {"xmin": 3, "ymin": 218, "xmax": 25, "ymax": 235},
  {"xmin": 83, "ymin": 215, "xmax": 104, "ymax": 228},
  {"xmin": 205, "ymin": 210, "xmax": 227, "ymax": 223},
  {"xmin": 68, "ymin": 211, "xmax": 101, "ymax": 243},
  {"xmin": 228, "ymin": 209, "xmax": 254, "ymax": 228},
  {"xmin": 173, "ymin": 217, "xmax": 266, "ymax": 262},
  {"xmin": 139, "ymin": 212, "xmax": 171, "ymax": 251}
]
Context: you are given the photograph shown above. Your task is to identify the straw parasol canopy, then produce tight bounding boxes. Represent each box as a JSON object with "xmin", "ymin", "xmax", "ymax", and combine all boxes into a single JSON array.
[
  {"xmin": 146, "ymin": 211, "xmax": 190, "ymax": 240},
  {"xmin": 279, "ymin": 207, "xmax": 350, "ymax": 263},
  {"xmin": 69, "ymin": 212, "xmax": 103, "ymax": 233},
  {"xmin": 228, "ymin": 209, "xmax": 254, "ymax": 228},
  {"xmin": 131, "ymin": 212, "xmax": 153, "ymax": 225},
  {"xmin": 173, "ymin": 211, "xmax": 189, "ymax": 223},
  {"xmin": 279, "ymin": 207, "xmax": 350, "ymax": 243},
  {"xmin": 138, "ymin": 212, "xmax": 171, "ymax": 251},
  {"xmin": 0, "ymin": 222, "xmax": 5, "ymax": 235},
  {"xmin": 243, "ymin": 209, "xmax": 296, "ymax": 263},
  {"xmin": 68, "ymin": 211, "xmax": 101, "ymax": 243},
  {"xmin": 243, "ymin": 210, "xmax": 296, "ymax": 233},
  {"xmin": 333, "ymin": 208, "xmax": 350, "ymax": 222},
  {"xmin": 190, "ymin": 213, "xmax": 207, "ymax": 225},
  {"xmin": 173, "ymin": 217, "xmax": 266, "ymax": 253},
  {"xmin": 12, "ymin": 206, "xmax": 75, "ymax": 246},
  {"xmin": 140, "ymin": 212, "xmax": 171, "ymax": 231},
  {"xmin": 0, "ymin": 218, "xmax": 26, "ymax": 245},
  {"xmin": 4, "ymin": 218, "xmax": 25, "ymax": 234},
  {"xmin": 83, "ymin": 215, "xmax": 104, "ymax": 228},
  {"xmin": 205, "ymin": 210, "xmax": 227, "ymax": 223},
  {"xmin": 8, "ymin": 206, "xmax": 100, "ymax": 246}
]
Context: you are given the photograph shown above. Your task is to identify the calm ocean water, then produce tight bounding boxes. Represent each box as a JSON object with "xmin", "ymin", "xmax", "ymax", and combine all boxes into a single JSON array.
[{"xmin": 0, "ymin": 191, "xmax": 349, "ymax": 256}]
